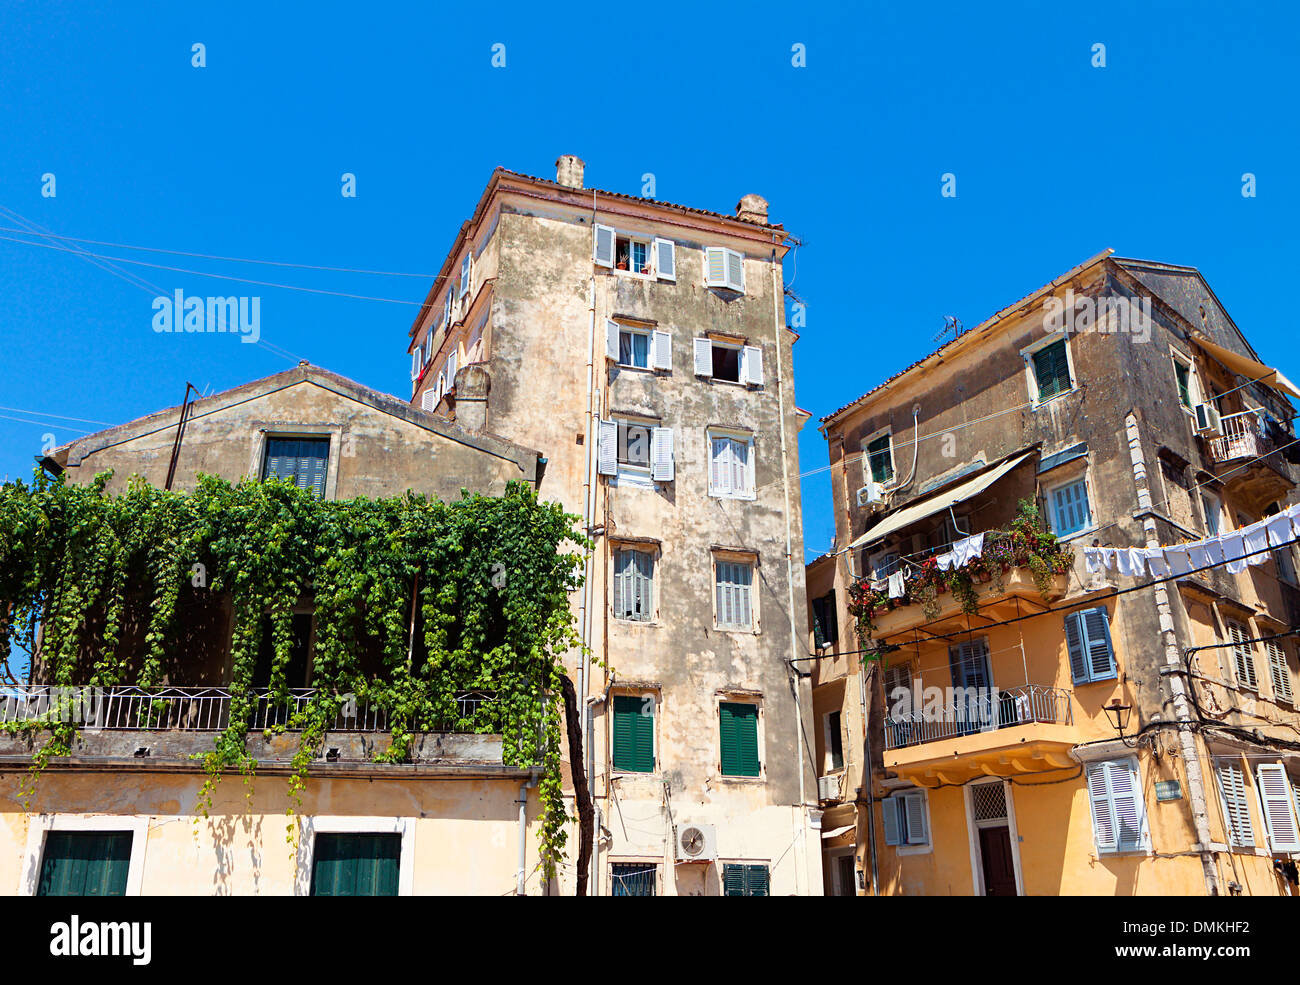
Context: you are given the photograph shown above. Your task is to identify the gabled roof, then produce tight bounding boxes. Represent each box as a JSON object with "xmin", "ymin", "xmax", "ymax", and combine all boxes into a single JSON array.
[{"xmin": 51, "ymin": 362, "xmax": 540, "ymax": 472}]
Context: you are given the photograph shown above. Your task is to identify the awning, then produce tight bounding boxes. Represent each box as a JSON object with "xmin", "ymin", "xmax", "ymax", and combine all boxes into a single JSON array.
[
  {"xmin": 849, "ymin": 452, "xmax": 1034, "ymax": 550},
  {"xmin": 1192, "ymin": 333, "xmax": 1300, "ymax": 400},
  {"xmin": 821, "ymin": 824, "xmax": 855, "ymax": 840}
]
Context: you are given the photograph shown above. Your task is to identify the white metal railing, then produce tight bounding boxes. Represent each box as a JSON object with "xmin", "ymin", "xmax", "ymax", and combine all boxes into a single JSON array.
[
  {"xmin": 1209, "ymin": 410, "xmax": 1273, "ymax": 463},
  {"xmin": 883, "ymin": 683, "xmax": 1072, "ymax": 751},
  {"xmin": 0, "ymin": 685, "xmax": 497, "ymax": 733}
]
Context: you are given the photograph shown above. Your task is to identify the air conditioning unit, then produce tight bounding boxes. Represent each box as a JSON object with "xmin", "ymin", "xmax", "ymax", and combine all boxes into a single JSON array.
[
  {"xmin": 818, "ymin": 774, "xmax": 841, "ymax": 802},
  {"xmin": 1194, "ymin": 402, "xmax": 1223, "ymax": 437},
  {"xmin": 674, "ymin": 823, "xmax": 718, "ymax": 863},
  {"xmin": 856, "ymin": 482, "xmax": 885, "ymax": 511}
]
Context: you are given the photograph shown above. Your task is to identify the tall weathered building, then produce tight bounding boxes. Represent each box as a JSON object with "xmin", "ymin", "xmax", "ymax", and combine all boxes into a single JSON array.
[
  {"xmin": 408, "ymin": 157, "xmax": 821, "ymax": 895},
  {"xmin": 809, "ymin": 250, "xmax": 1300, "ymax": 896}
]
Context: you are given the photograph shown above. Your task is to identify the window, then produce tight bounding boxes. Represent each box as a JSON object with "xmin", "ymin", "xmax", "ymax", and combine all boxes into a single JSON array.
[
  {"xmin": 865, "ymin": 432, "xmax": 894, "ymax": 484},
  {"xmin": 37, "ymin": 831, "xmax": 132, "ymax": 896},
  {"xmin": 722, "ymin": 863, "xmax": 769, "ymax": 896},
  {"xmin": 714, "ymin": 558, "xmax": 755, "ymax": 630},
  {"xmin": 824, "ymin": 710, "xmax": 844, "ymax": 771},
  {"xmin": 1047, "ymin": 477, "xmax": 1092, "ymax": 536},
  {"xmin": 612, "ymin": 694, "xmax": 655, "ymax": 773},
  {"xmin": 882, "ymin": 789, "xmax": 929, "ymax": 848},
  {"xmin": 1215, "ymin": 759, "xmax": 1255, "ymax": 848},
  {"xmin": 1267, "ymin": 639, "xmax": 1293, "ymax": 703},
  {"xmin": 613, "ymin": 548, "xmax": 654, "ymax": 622},
  {"xmin": 719, "ymin": 701, "xmax": 760, "ymax": 777},
  {"xmin": 705, "ymin": 247, "xmax": 745, "ymax": 293},
  {"xmin": 1174, "ymin": 359, "xmax": 1193, "ymax": 408},
  {"xmin": 1085, "ymin": 758, "xmax": 1148, "ymax": 853},
  {"xmin": 811, "ymin": 591, "xmax": 837, "ymax": 648},
  {"xmin": 1202, "ymin": 491, "xmax": 1222, "ymax": 537},
  {"xmin": 611, "ymin": 862, "xmax": 656, "ymax": 896},
  {"xmin": 1255, "ymin": 763, "xmax": 1300, "ymax": 852},
  {"xmin": 693, "ymin": 338, "xmax": 764, "ymax": 385},
  {"xmin": 310, "ymin": 833, "xmax": 401, "ymax": 896},
  {"xmin": 708, "ymin": 431, "xmax": 755, "ymax": 499},
  {"xmin": 1227, "ymin": 620, "xmax": 1258, "ymax": 691},
  {"xmin": 1029, "ymin": 337, "xmax": 1073, "ymax": 401},
  {"xmin": 1064, "ymin": 607, "xmax": 1117, "ymax": 684},
  {"xmin": 597, "ymin": 419, "xmax": 674, "ymax": 483},
  {"xmin": 262, "ymin": 437, "xmax": 330, "ymax": 496}
]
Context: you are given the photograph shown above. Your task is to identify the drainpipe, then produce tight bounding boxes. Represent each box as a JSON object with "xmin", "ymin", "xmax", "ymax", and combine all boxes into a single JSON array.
[
  {"xmin": 771, "ymin": 241, "xmax": 810, "ymax": 894},
  {"xmin": 1124, "ymin": 412, "xmax": 1220, "ymax": 895}
]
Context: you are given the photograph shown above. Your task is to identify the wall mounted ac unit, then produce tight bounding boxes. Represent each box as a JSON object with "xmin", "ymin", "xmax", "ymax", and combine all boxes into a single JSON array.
[
  {"xmin": 675, "ymin": 823, "xmax": 718, "ymax": 863},
  {"xmin": 1194, "ymin": 402, "xmax": 1222, "ymax": 437},
  {"xmin": 856, "ymin": 482, "xmax": 885, "ymax": 510},
  {"xmin": 817, "ymin": 774, "xmax": 841, "ymax": 802}
]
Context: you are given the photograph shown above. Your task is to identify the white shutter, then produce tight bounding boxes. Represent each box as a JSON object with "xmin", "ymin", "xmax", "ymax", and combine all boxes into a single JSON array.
[
  {"xmin": 593, "ymin": 224, "xmax": 616, "ymax": 267},
  {"xmin": 726, "ymin": 249, "xmax": 745, "ymax": 292},
  {"xmin": 597, "ymin": 420, "xmax": 618, "ymax": 476},
  {"xmin": 694, "ymin": 337, "xmax": 713, "ymax": 376},
  {"xmin": 743, "ymin": 345, "xmax": 764, "ymax": 386},
  {"xmin": 653, "ymin": 237, "xmax": 676, "ymax": 281},
  {"xmin": 605, "ymin": 319, "xmax": 621, "ymax": 362},
  {"xmin": 652, "ymin": 330, "xmax": 672, "ymax": 371},
  {"xmin": 1257, "ymin": 764, "xmax": 1300, "ymax": 851},
  {"xmin": 651, "ymin": 427, "xmax": 674, "ymax": 482},
  {"xmin": 704, "ymin": 247, "xmax": 727, "ymax": 287},
  {"xmin": 459, "ymin": 254, "xmax": 472, "ymax": 297},
  {"xmin": 903, "ymin": 791, "xmax": 928, "ymax": 845}
]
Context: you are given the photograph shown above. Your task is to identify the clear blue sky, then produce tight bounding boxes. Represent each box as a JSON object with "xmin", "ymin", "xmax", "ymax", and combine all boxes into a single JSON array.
[{"xmin": 2, "ymin": 0, "xmax": 1297, "ymax": 565}]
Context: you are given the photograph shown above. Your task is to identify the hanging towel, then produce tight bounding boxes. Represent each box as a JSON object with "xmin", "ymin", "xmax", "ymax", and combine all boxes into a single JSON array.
[
  {"xmin": 1145, "ymin": 548, "xmax": 1170, "ymax": 579},
  {"xmin": 1243, "ymin": 519, "xmax": 1271, "ymax": 566},
  {"xmin": 1165, "ymin": 546, "xmax": 1193, "ymax": 576},
  {"xmin": 887, "ymin": 570, "xmax": 906, "ymax": 599},
  {"xmin": 1221, "ymin": 531, "xmax": 1248, "ymax": 574},
  {"xmin": 1267, "ymin": 513, "xmax": 1294, "ymax": 549},
  {"xmin": 1084, "ymin": 547, "xmax": 1103, "ymax": 573}
]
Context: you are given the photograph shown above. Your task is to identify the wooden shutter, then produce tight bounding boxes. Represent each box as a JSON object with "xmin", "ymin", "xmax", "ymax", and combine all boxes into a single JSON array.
[
  {"xmin": 1256, "ymin": 764, "xmax": 1300, "ymax": 851},
  {"xmin": 605, "ymin": 319, "xmax": 621, "ymax": 362},
  {"xmin": 652, "ymin": 330, "xmax": 672, "ymax": 371},
  {"xmin": 719, "ymin": 701, "xmax": 759, "ymax": 776},
  {"xmin": 1216, "ymin": 760, "xmax": 1255, "ymax": 847},
  {"xmin": 882, "ymin": 798, "xmax": 902, "ymax": 846},
  {"xmin": 1229, "ymin": 622, "xmax": 1258, "ymax": 690},
  {"xmin": 593, "ymin": 224, "xmax": 615, "ymax": 267},
  {"xmin": 743, "ymin": 345, "xmax": 764, "ymax": 386},
  {"xmin": 653, "ymin": 237, "xmax": 676, "ymax": 281},
  {"xmin": 705, "ymin": 247, "xmax": 727, "ymax": 287},
  {"xmin": 1064, "ymin": 611, "xmax": 1091, "ymax": 684},
  {"xmin": 597, "ymin": 420, "xmax": 618, "ymax": 476},
  {"xmin": 694, "ymin": 337, "xmax": 713, "ymax": 376},
  {"xmin": 651, "ymin": 427, "xmax": 674, "ymax": 482},
  {"xmin": 36, "ymin": 831, "xmax": 132, "ymax": 897},
  {"xmin": 1267, "ymin": 639, "xmax": 1293, "ymax": 702},
  {"xmin": 726, "ymin": 249, "xmax": 745, "ymax": 292}
]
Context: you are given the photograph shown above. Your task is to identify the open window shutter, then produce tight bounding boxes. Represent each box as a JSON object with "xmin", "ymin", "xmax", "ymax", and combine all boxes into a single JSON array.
[
  {"xmin": 1108, "ymin": 760, "xmax": 1145, "ymax": 851},
  {"xmin": 1082, "ymin": 607, "xmax": 1116, "ymax": 680},
  {"xmin": 597, "ymin": 420, "xmax": 618, "ymax": 476},
  {"xmin": 459, "ymin": 254, "xmax": 471, "ymax": 297},
  {"xmin": 651, "ymin": 427, "xmax": 674, "ymax": 482},
  {"xmin": 1086, "ymin": 762, "xmax": 1117, "ymax": 851},
  {"xmin": 743, "ymin": 345, "xmax": 764, "ymax": 386},
  {"xmin": 704, "ymin": 247, "xmax": 726, "ymax": 287},
  {"xmin": 726, "ymin": 249, "xmax": 745, "ymax": 292},
  {"xmin": 652, "ymin": 330, "xmax": 672, "ymax": 371},
  {"xmin": 1257, "ymin": 764, "xmax": 1300, "ymax": 851},
  {"xmin": 593, "ymin": 224, "xmax": 615, "ymax": 267},
  {"xmin": 693, "ymin": 337, "xmax": 713, "ymax": 376},
  {"xmin": 605, "ymin": 319, "xmax": 620, "ymax": 362},
  {"xmin": 904, "ymin": 792, "xmax": 928, "ymax": 845},
  {"xmin": 1064, "ymin": 611, "xmax": 1090, "ymax": 684},
  {"xmin": 653, "ymin": 237, "xmax": 676, "ymax": 281},
  {"xmin": 1217, "ymin": 761, "xmax": 1255, "ymax": 847},
  {"xmin": 882, "ymin": 798, "xmax": 902, "ymax": 846}
]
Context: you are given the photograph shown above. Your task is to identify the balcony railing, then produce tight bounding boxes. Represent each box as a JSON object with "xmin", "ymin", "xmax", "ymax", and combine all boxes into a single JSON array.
[
  {"xmin": 883, "ymin": 683, "xmax": 1072, "ymax": 751},
  {"xmin": 0, "ymin": 685, "xmax": 497, "ymax": 734},
  {"xmin": 1208, "ymin": 410, "xmax": 1278, "ymax": 464}
]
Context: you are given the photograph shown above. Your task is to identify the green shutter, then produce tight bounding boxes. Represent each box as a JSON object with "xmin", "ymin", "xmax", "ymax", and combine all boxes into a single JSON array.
[
  {"xmin": 719, "ymin": 702, "xmax": 760, "ymax": 777},
  {"xmin": 311, "ymin": 833, "xmax": 400, "ymax": 896},
  {"xmin": 612, "ymin": 695, "xmax": 654, "ymax": 772},
  {"xmin": 37, "ymin": 831, "xmax": 132, "ymax": 896}
]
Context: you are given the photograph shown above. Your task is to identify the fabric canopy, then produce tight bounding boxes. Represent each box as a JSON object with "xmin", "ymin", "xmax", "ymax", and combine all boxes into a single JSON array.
[
  {"xmin": 1192, "ymin": 333, "xmax": 1300, "ymax": 400},
  {"xmin": 850, "ymin": 452, "xmax": 1033, "ymax": 550}
]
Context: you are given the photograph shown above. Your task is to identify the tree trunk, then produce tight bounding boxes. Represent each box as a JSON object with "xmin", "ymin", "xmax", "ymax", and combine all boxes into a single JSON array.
[{"xmin": 560, "ymin": 672, "xmax": 594, "ymax": 896}]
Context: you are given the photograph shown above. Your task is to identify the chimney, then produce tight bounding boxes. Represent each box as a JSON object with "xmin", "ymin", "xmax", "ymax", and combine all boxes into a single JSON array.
[
  {"xmin": 555, "ymin": 155, "xmax": 585, "ymax": 189},
  {"xmin": 453, "ymin": 363, "xmax": 490, "ymax": 432},
  {"xmin": 736, "ymin": 193, "xmax": 769, "ymax": 225}
]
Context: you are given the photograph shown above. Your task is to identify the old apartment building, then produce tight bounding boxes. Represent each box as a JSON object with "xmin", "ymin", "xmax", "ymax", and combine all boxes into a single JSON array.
[
  {"xmin": 406, "ymin": 157, "xmax": 821, "ymax": 895},
  {"xmin": 808, "ymin": 250, "xmax": 1300, "ymax": 896}
]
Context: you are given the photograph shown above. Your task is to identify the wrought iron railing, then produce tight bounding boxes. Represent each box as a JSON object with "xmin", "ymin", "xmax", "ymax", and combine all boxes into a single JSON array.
[
  {"xmin": 882, "ymin": 683, "xmax": 1073, "ymax": 751},
  {"xmin": 0, "ymin": 685, "xmax": 498, "ymax": 734}
]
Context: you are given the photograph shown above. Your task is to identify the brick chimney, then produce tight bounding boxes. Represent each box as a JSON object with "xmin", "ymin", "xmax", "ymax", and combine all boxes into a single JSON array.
[
  {"xmin": 556, "ymin": 155, "xmax": 585, "ymax": 189},
  {"xmin": 454, "ymin": 363, "xmax": 490, "ymax": 432},
  {"xmin": 736, "ymin": 193, "xmax": 769, "ymax": 225}
]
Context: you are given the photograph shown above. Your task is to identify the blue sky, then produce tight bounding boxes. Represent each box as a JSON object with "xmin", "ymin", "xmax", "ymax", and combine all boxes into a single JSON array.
[{"xmin": 2, "ymin": 0, "xmax": 1298, "ymax": 566}]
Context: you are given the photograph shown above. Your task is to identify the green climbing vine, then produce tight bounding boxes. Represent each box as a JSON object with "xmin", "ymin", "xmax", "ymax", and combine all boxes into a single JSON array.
[{"xmin": 0, "ymin": 470, "xmax": 588, "ymax": 875}]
